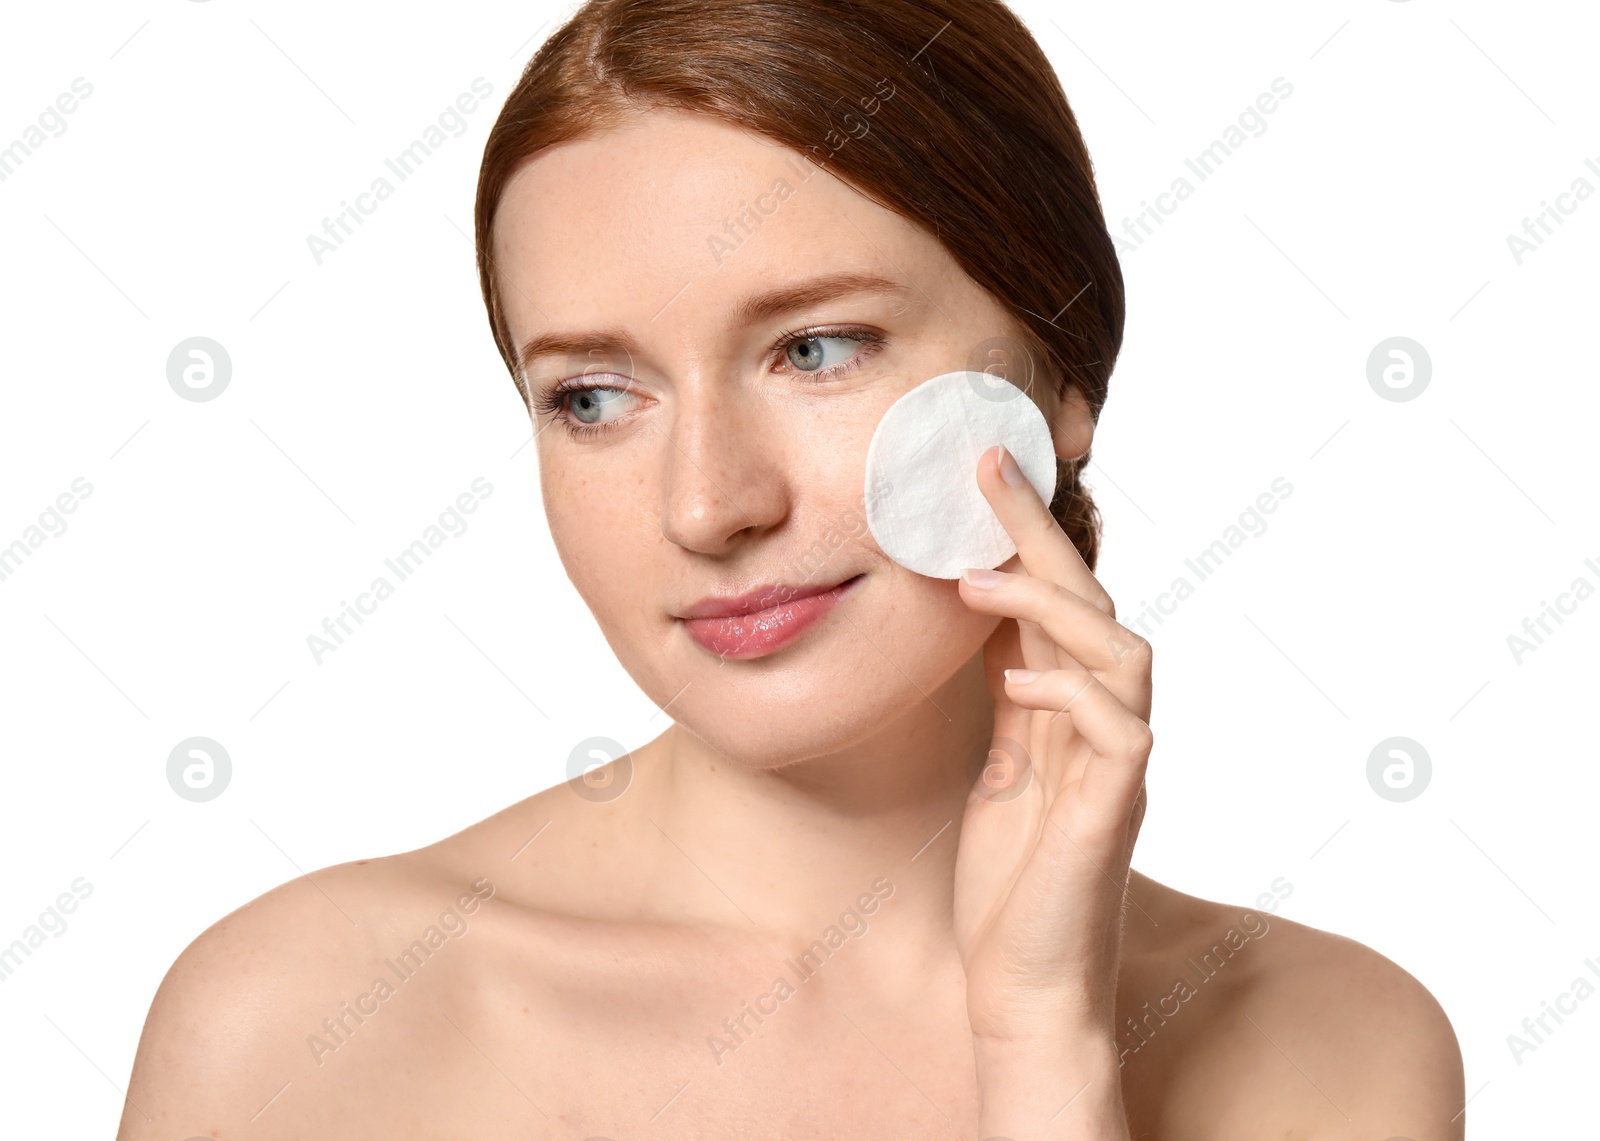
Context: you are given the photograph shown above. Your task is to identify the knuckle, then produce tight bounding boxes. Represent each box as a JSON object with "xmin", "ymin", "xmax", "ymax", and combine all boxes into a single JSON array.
[
  {"xmin": 1028, "ymin": 511, "xmax": 1060, "ymax": 542},
  {"xmin": 1108, "ymin": 629, "xmax": 1151, "ymax": 666},
  {"xmin": 1048, "ymin": 668, "xmax": 1095, "ymax": 708}
]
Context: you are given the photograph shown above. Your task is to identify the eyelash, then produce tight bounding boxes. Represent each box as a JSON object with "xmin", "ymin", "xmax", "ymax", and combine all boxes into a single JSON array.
[{"xmin": 532, "ymin": 325, "xmax": 886, "ymax": 440}]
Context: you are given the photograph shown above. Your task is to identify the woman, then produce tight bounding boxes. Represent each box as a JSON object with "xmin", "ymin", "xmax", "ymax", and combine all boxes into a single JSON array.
[{"xmin": 119, "ymin": 0, "xmax": 1464, "ymax": 1137}]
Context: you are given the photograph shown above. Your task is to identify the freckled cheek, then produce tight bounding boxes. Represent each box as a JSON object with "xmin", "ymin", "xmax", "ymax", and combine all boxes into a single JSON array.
[
  {"xmin": 786, "ymin": 404, "xmax": 886, "ymax": 520},
  {"xmin": 541, "ymin": 463, "xmax": 657, "ymax": 607}
]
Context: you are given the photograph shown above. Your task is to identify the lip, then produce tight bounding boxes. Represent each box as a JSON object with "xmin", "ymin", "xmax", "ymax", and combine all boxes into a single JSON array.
[{"xmin": 679, "ymin": 574, "xmax": 863, "ymax": 660}]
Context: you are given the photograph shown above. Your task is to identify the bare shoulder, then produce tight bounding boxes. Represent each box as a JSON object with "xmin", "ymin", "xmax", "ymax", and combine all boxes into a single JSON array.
[
  {"xmin": 1120, "ymin": 871, "xmax": 1465, "ymax": 1141},
  {"xmin": 116, "ymin": 773, "xmax": 633, "ymax": 1140},
  {"xmin": 116, "ymin": 841, "xmax": 505, "ymax": 1140}
]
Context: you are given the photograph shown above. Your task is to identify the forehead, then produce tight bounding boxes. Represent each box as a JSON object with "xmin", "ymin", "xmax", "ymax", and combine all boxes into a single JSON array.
[{"xmin": 489, "ymin": 109, "xmax": 955, "ymax": 345}]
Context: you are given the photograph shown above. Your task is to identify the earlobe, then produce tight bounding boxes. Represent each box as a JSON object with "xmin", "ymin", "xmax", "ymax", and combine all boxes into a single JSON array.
[{"xmin": 1048, "ymin": 384, "xmax": 1095, "ymax": 463}]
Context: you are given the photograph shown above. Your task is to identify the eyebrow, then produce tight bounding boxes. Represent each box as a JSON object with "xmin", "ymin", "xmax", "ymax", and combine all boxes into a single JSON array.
[
  {"xmin": 515, "ymin": 270, "xmax": 910, "ymax": 376},
  {"xmin": 729, "ymin": 270, "xmax": 909, "ymax": 326}
]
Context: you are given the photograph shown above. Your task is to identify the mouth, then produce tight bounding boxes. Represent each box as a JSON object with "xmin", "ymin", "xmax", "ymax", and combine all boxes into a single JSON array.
[{"xmin": 678, "ymin": 574, "xmax": 865, "ymax": 660}]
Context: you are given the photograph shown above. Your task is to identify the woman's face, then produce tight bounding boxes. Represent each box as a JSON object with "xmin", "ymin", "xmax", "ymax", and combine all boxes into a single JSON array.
[{"xmin": 492, "ymin": 108, "xmax": 1081, "ymax": 767}]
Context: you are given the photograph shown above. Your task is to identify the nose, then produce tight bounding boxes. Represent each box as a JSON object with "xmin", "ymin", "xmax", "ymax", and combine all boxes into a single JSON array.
[{"xmin": 658, "ymin": 383, "xmax": 789, "ymax": 556}]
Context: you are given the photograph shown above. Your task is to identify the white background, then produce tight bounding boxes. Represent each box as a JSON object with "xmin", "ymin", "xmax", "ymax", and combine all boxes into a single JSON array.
[{"xmin": 1, "ymin": 0, "xmax": 1595, "ymax": 1135}]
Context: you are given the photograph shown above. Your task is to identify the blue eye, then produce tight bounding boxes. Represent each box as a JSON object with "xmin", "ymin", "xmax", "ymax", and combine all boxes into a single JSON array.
[
  {"xmin": 568, "ymin": 385, "xmax": 636, "ymax": 425},
  {"xmin": 532, "ymin": 374, "xmax": 642, "ymax": 438},
  {"xmin": 784, "ymin": 335, "xmax": 862, "ymax": 373}
]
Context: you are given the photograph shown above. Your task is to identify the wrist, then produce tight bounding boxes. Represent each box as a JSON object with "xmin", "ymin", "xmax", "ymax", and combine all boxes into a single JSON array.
[
  {"xmin": 971, "ymin": 1019, "xmax": 1116, "ymax": 1068},
  {"xmin": 973, "ymin": 1033, "xmax": 1128, "ymax": 1141}
]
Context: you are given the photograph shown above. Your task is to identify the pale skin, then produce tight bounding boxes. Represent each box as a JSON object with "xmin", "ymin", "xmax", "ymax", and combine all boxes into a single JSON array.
[{"xmin": 118, "ymin": 109, "xmax": 1465, "ymax": 1140}]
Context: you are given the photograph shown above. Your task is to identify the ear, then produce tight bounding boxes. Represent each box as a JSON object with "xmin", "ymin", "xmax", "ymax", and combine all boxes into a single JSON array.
[{"xmin": 1047, "ymin": 383, "xmax": 1094, "ymax": 464}]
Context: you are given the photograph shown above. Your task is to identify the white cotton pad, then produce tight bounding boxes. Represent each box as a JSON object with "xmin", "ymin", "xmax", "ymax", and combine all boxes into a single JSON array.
[{"xmin": 863, "ymin": 370, "xmax": 1057, "ymax": 579}]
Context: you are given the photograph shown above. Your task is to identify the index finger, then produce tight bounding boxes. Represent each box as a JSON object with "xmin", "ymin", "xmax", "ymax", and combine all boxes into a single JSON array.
[{"xmin": 977, "ymin": 443, "xmax": 1115, "ymax": 616}]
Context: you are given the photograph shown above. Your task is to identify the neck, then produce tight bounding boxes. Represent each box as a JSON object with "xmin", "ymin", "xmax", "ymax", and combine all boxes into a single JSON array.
[{"xmin": 638, "ymin": 652, "xmax": 995, "ymax": 957}]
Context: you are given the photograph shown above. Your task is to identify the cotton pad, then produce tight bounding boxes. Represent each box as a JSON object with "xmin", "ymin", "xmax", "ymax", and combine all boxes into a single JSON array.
[{"xmin": 863, "ymin": 370, "xmax": 1057, "ymax": 579}]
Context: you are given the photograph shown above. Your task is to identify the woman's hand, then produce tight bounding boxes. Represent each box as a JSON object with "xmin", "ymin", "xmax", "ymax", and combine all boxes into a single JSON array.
[{"xmin": 952, "ymin": 444, "xmax": 1153, "ymax": 1139}]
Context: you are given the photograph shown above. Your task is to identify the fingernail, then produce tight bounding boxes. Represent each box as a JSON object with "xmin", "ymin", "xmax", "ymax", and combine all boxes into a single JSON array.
[
  {"xmin": 1005, "ymin": 668, "xmax": 1040, "ymax": 685},
  {"xmin": 997, "ymin": 445, "xmax": 1026, "ymax": 486},
  {"xmin": 962, "ymin": 567, "xmax": 1005, "ymax": 588}
]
